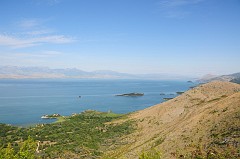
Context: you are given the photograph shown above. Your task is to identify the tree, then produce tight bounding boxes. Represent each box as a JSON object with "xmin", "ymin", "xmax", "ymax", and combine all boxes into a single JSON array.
[
  {"xmin": 0, "ymin": 143, "xmax": 15, "ymax": 159},
  {"xmin": 17, "ymin": 136, "xmax": 37, "ymax": 159}
]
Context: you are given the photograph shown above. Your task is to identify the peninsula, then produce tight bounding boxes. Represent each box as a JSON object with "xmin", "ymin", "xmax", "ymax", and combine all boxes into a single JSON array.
[{"xmin": 41, "ymin": 113, "xmax": 61, "ymax": 119}]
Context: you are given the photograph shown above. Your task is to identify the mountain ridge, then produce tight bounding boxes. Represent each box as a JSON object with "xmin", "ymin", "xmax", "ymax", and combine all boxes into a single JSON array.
[
  {"xmin": 0, "ymin": 66, "xmax": 193, "ymax": 80},
  {"xmin": 198, "ymin": 72, "xmax": 240, "ymax": 84}
]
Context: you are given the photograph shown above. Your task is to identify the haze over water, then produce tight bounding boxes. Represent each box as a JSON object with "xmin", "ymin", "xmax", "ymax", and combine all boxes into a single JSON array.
[{"xmin": 0, "ymin": 79, "xmax": 194, "ymax": 126}]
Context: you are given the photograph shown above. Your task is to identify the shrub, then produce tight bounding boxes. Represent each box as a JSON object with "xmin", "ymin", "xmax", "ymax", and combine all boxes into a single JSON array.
[{"xmin": 139, "ymin": 149, "xmax": 161, "ymax": 159}]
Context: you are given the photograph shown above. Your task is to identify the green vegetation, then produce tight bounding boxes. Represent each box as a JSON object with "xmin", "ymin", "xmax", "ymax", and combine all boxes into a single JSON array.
[
  {"xmin": 139, "ymin": 149, "xmax": 162, "ymax": 159},
  {"xmin": 0, "ymin": 136, "xmax": 37, "ymax": 159},
  {"xmin": 153, "ymin": 138, "xmax": 165, "ymax": 147},
  {"xmin": 0, "ymin": 110, "xmax": 135, "ymax": 158}
]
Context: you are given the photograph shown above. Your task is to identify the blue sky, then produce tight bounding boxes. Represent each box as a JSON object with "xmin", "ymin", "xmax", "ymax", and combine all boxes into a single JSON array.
[{"xmin": 0, "ymin": 0, "xmax": 240, "ymax": 76}]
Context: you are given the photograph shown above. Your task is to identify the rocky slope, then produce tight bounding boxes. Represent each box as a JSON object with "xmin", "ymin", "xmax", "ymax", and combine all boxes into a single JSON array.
[{"xmin": 105, "ymin": 81, "xmax": 240, "ymax": 158}]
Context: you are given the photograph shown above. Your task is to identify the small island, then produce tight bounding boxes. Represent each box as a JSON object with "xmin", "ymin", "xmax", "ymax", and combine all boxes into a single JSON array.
[
  {"xmin": 116, "ymin": 92, "xmax": 144, "ymax": 97},
  {"xmin": 176, "ymin": 91, "xmax": 184, "ymax": 94},
  {"xmin": 163, "ymin": 97, "xmax": 173, "ymax": 101},
  {"xmin": 41, "ymin": 113, "xmax": 61, "ymax": 119}
]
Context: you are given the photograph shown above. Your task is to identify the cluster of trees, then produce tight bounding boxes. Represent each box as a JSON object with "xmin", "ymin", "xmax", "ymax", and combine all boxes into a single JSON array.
[
  {"xmin": 0, "ymin": 136, "xmax": 37, "ymax": 159},
  {"xmin": 0, "ymin": 111, "xmax": 134, "ymax": 158}
]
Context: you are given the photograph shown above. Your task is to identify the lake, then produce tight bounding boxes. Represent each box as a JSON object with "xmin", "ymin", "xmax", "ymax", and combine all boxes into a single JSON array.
[{"xmin": 0, "ymin": 79, "xmax": 195, "ymax": 126}]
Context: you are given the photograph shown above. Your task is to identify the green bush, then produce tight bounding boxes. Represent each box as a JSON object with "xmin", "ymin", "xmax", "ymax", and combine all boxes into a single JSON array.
[
  {"xmin": 17, "ymin": 136, "xmax": 37, "ymax": 159},
  {"xmin": 0, "ymin": 143, "xmax": 15, "ymax": 159},
  {"xmin": 0, "ymin": 136, "xmax": 37, "ymax": 159},
  {"xmin": 139, "ymin": 149, "xmax": 162, "ymax": 159}
]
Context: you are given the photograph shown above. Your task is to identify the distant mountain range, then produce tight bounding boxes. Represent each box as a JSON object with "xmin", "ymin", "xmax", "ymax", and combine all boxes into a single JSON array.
[
  {"xmin": 198, "ymin": 72, "xmax": 240, "ymax": 84},
  {"xmin": 0, "ymin": 66, "xmax": 192, "ymax": 80}
]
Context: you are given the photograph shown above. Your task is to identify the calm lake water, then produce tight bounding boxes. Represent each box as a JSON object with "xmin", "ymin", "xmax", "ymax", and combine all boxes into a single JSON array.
[{"xmin": 0, "ymin": 79, "xmax": 195, "ymax": 126}]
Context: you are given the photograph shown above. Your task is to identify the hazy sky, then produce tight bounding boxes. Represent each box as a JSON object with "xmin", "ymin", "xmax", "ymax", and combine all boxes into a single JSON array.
[{"xmin": 0, "ymin": 0, "xmax": 240, "ymax": 76}]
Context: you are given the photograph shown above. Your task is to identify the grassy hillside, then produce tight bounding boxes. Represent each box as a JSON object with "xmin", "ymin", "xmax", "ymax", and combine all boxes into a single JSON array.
[{"xmin": 104, "ymin": 81, "xmax": 240, "ymax": 158}]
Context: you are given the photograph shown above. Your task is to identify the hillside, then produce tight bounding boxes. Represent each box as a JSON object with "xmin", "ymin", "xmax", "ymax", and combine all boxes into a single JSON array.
[
  {"xmin": 230, "ymin": 77, "xmax": 240, "ymax": 84},
  {"xmin": 0, "ymin": 111, "xmax": 134, "ymax": 158},
  {"xmin": 198, "ymin": 72, "xmax": 240, "ymax": 84},
  {"xmin": 105, "ymin": 81, "xmax": 240, "ymax": 158}
]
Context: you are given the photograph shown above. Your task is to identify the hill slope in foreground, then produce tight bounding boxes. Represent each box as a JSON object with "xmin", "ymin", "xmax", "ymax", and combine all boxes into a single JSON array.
[{"xmin": 106, "ymin": 81, "xmax": 240, "ymax": 158}]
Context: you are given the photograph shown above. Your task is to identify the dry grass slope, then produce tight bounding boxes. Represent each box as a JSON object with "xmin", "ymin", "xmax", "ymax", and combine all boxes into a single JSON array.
[{"xmin": 104, "ymin": 81, "xmax": 240, "ymax": 159}]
